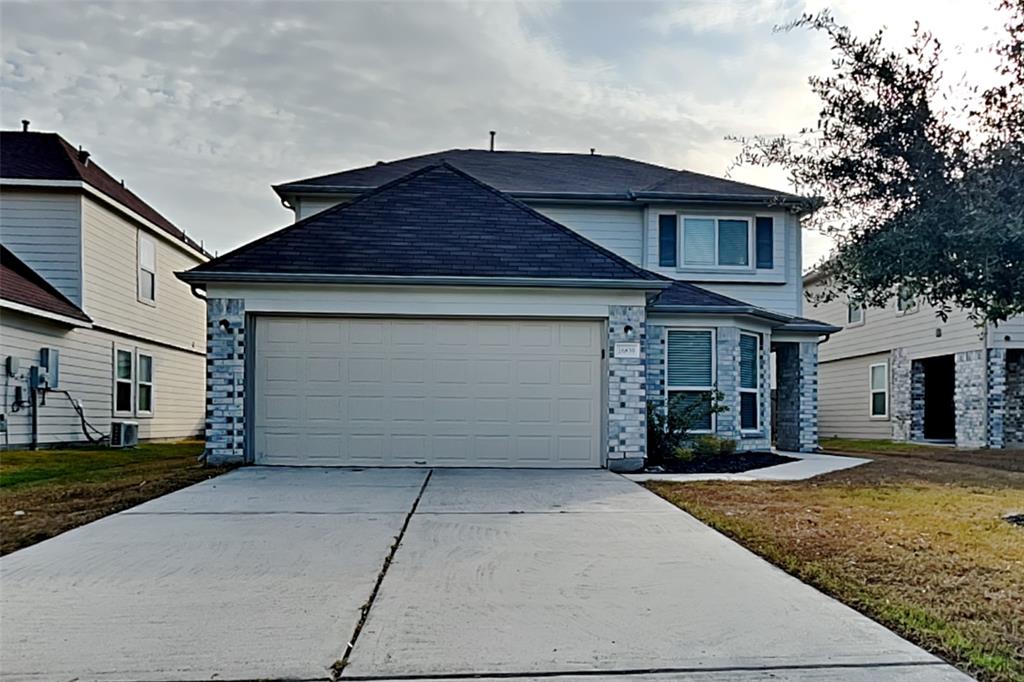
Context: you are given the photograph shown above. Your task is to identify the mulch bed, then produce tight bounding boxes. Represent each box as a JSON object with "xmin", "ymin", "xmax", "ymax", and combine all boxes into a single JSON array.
[{"xmin": 648, "ymin": 450, "xmax": 798, "ymax": 474}]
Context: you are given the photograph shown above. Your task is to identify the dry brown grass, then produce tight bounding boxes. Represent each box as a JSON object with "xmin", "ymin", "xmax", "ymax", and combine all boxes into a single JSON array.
[
  {"xmin": 647, "ymin": 448, "xmax": 1024, "ymax": 682},
  {"xmin": 0, "ymin": 441, "xmax": 233, "ymax": 555}
]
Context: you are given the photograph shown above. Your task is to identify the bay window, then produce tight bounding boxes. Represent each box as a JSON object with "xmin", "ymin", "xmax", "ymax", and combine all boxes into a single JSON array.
[
  {"xmin": 739, "ymin": 333, "xmax": 760, "ymax": 431},
  {"xmin": 665, "ymin": 329, "xmax": 715, "ymax": 431}
]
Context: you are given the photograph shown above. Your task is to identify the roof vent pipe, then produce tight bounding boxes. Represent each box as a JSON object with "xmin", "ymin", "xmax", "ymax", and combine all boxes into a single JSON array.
[
  {"xmin": 21, "ymin": 120, "xmax": 29, "ymax": 132},
  {"xmin": 590, "ymin": 148, "xmax": 595, "ymax": 155},
  {"xmin": 489, "ymin": 130, "xmax": 496, "ymax": 152},
  {"xmin": 77, "ymin": 147, "xmax": 90, "ymax": 165}
]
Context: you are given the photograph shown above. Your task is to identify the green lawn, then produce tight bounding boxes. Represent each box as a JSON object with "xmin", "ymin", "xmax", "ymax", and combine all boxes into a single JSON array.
[{"xmin": 0, "ymin": 440, "xmax": 233, "ymax": 554}]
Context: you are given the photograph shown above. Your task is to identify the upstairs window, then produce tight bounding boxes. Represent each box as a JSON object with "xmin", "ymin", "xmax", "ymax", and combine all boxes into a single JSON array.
[
  {"xmin": 847, "ymin": 300, "xmax": 864, "ymax": 326},
  {"xmin": 739, "ymin": 333, "xmax": 760, "ymax": 430},
  {"xmin": 138, "ymin": 233, "xmax": 156, "ymax": 303},
  {"xmin": 682, "ymin": 217, "xmax": 751, "ymax": 268},
  {"xmin": 896, "ymin": 286, "xmax": 918, "ymax": 315},
  {"xmin": 665, "ymin": 329, "xmax": 715, "ymax": 431},
  {"xmin": 755, "ymin": 217, "xmax": 774, "ymax": 269},
  {"xmin": 658, "ymin": 215, "xmax": 677, "ymax": 267}
]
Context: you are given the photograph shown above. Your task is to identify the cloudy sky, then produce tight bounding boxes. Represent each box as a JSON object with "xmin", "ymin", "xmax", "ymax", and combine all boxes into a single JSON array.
[{"xmin": 0, "ymin": 0, "xmax": 1007, "ymax": 265}]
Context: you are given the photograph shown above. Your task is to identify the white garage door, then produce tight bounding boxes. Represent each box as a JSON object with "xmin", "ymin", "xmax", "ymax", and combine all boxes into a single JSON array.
[{"xmin": 253, "ymin": 317, "xmax": 604, "ymax": 467}]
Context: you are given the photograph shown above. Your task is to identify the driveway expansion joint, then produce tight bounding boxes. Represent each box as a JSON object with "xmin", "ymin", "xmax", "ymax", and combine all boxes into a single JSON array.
[
  {"xmin": 337, "ymin": 659, "xmax": 953, "ymax": 680},
  {"xmin": 334, "ymin": 469, "xmax": 434, "ymax": 679}
]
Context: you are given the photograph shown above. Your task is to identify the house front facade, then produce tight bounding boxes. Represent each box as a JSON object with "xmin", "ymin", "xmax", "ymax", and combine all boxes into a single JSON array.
[
  {"xmin": 181, "ymin": 151, "xmax": 837, "ymax": 471},
  {"xmin": 805, "ymin": 272, "xmax": 1024, "ymax": 448},
  {"xmin": 0, "ymin": 128, "xmax": 209, "ymax": 448}
]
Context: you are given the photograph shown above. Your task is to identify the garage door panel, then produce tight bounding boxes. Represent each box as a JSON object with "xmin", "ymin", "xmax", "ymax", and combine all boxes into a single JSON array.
[{"xmin": 255, "ymin": 317, "xmax": 603, "ymax": 467}]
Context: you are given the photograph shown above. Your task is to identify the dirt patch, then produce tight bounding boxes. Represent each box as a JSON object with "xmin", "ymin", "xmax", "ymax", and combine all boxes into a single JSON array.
[
  {"xmin": 651, "ymin": 451, "xmax": 797, "ymax": 474},
  {"xmin": 646, "ymin": 450, "xmax": 1024, "ymax": 682}
]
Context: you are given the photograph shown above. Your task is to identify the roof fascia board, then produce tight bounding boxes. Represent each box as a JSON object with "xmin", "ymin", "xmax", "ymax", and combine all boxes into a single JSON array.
[
  {"xmin": 646, "ymin": 303, "xmax": 791, "ymax": 323},
  {"xmin": 177, "ymin": 271, "xmax": 669, "ymax": 290},
  {"xmin": 0, "ymin": 299, "xmax": 92, "ymax": 327},
  {"xmin": 1, "ymin": 178, "xmax": 209, "ymax": 262}
]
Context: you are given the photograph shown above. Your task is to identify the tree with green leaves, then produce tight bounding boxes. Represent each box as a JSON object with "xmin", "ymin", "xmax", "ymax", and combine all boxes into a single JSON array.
[{"xmin": 732, "ymin": 0, "xmax": 1023, "ymax": 324}]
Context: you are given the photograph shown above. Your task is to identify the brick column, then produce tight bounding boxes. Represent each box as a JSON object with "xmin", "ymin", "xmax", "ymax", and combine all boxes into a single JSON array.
[
  {"xmin": 715, "ymin": 327, "xmax": 741, "ymax": 441},
  {"xmin": 644, "ymin": 324, "xmax": 666, "ymax": 413},
  {"xmin": 954, "ymin": 349, "xmax": 987, "ymax": 448},
  {"xmin": 205, "ymin": 298, "xmax": 246, "ymax": 465},
  {"xmin": 890, "ymin": 348, "xmax": 913, "ymax": 441},
  {"xmin": 1005, "ymin": 350, "xmax": 1024, "ymax": 447},
  {"xmin": 987, "ymin": 348, "xmax": 1007, "ymax": 449},
  {"xmin": 775, "ymin": 341, "xmax": 819, "ymax": 453},
  {"xmin": 607, "ymin": 305, "xmax": 646, "ymax": 472}
]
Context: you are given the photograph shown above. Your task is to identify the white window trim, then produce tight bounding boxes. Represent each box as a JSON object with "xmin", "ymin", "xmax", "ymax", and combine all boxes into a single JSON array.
[
  {"xmin": 869, "ymin": 362, "xmax": 889, "ymax": 419},
  {"xmin": 136, "ymin": 350, "xmax": 154, "ymax": 418},
  {"xmin": 663, "ymin": 327, "xmax": 718, "ymax": 434},
  {"xmin": 678, "ymin": 215, "xmax": 755, "ymax": 272},
  {"xmin": 113, "ymin": 345, "xmax": 135, "ymax": 418},
  {"xmin": 739, "ymin": 332, "xmax": 761, "ymax": 433},
  {"xmin": 847, "ymin": 300, "xmax": 865, "ymax": 327},
  {"xmin": 137, "ymin": 231, "xmax": 157, "ymax": 306}
]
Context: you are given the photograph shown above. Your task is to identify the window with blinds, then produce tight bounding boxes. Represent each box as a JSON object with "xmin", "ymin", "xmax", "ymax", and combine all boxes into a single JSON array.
[
  {"xmin": 666, "ymin": 329, "xmax": 715, "ymax": 431},
  {"xmin": 739, "ymin": 333, "xmax": 760, "ymax": 430},
  {"xmin": 679, "ymin": 216, "xmax": 752, "ymax": 268}
]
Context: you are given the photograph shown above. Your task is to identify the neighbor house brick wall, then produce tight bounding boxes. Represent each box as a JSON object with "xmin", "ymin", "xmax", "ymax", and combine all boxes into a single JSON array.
[
  {"xmin": 890, "ymin": 348, "xmax": 912, "ymax": 441},
  {"xmin": 607, "ymin": 305, "xmax": 646, "ymax": 472},
  {"xmin": 987, "ymin": 348, "xmax": 1007, "ymax": 449},
  {"xmin": 1006, "ymin": 350, "xmax": 1024, "ymax": 447},
  {"xmin": 954, "ymin": 349, "xmax": 987, "ymax": 448},
  {"xmin": 205, "ymin": 298, "xmax": 245, "ymax": 465}
]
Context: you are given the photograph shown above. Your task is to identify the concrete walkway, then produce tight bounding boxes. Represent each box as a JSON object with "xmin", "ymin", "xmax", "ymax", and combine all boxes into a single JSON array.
[
  {"xmin": 625, "ymin": 450, "xmax": 871, "ymax": 483},
  {"xmin": 0, "ymin": 467, "xmax": 965, "ymax": 681}
]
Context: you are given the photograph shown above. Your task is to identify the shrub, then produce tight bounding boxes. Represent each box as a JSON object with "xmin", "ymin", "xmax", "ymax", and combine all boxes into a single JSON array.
[
  {"xmin": 646, "ymin": 390, "xmax": 728, "ymax": 467},
  {"xmin": 692, "ymin": 435, "xmax": 738, "ymax": 458}
]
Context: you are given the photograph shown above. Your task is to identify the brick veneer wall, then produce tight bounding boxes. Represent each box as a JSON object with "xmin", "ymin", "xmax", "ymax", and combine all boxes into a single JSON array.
[
  {"xmin": 607, "ymin": 305, "xmax": 647, "ymax": 472},
  {"xmin": 987, "ymin": 348, "xmax": 1007, "ymax": 448},
  {"xmin": 1005, "ymin": 350, "xmax": 1024, "ymax": 447},
  {"xmin": 205, "ymin": 298, "xmax": 246, "ymax": 465},
  {"xmin": 954, "ymin": 349, "xmax": 987, "ymax": 448},
  {"xmin": 775, "ymin": 341, "xmax": 819, "ymax": 452}
]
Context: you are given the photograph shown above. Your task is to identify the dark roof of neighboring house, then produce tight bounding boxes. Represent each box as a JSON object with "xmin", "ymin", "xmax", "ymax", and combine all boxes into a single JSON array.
[
  {"xmin": 0, "ymin": 245, "xmax": 91, "ymax": 323},
  {"xmin": 274, "ymin": 149, "xmax": 804, "ymax": 205},
  {"xmin": 185, "ymin": 163, "xmax": 664, "ymax": 285},
  {"xmin": 0, "ymin": 130, "xmax": 207, "ymax": 255},
  {"xmin": 648, "ymin": 280, "xmax": 842, "ymax": 333}
]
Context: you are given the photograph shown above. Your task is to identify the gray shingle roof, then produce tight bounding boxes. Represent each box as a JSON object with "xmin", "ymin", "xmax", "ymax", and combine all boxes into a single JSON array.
[
  {"xmin": 274, "ymin": 149, "xmax": 801, "ymax": 203},
  {"xmin": 186, "ymin": 163, "xmax": 664, "ymax": 284},
  {"xmin": 1, "ymin": 245, "xmax": 91, "ymax": 323}
]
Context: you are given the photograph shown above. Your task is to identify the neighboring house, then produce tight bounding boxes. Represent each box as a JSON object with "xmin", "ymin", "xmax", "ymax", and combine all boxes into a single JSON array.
[
  {"xmin": 805, "ymin": 271, "xmax": 1024, "ymax": 448},
  {"xmin": 180, "ymin": 151, "xmax": 839, "ymax": 471},
  {"xmin": 0, "ymin": 127, "xmax": 209, "ymax": 448}
]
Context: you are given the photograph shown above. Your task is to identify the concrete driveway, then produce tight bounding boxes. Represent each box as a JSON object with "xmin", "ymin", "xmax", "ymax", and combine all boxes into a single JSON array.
[{"xmin": 0, "ymin": 468, "xmax": 968, "ymax": 681}]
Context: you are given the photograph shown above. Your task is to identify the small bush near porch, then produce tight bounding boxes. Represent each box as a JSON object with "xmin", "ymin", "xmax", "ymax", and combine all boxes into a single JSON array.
[
  {"xmin": 0, "ymin": 440, "xmax": 233, "ymax": 555},
  {"xmin": 646, "ymin": 442, "xmax": 1024, "ymax": 682}
]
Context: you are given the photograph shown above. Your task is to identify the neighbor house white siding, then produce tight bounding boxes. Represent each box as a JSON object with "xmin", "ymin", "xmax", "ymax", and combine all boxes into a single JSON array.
[
  {"xmin": 0, "ymin": 311, "xmax": 204, "ymax": 446},
  {"xmin": 806, "ymin": 280, "xmax": 985, "ymax": 362},
  {"xmin": 0, "ymin": 190, "xmax": 83, "ymax": 305},
  {"xmin": 818, "ymin": 352, "xmax": 893, "ymax": 440},
  {"xmin": 532, "ymin": 205, "xmax": 645, "ymax": 266},
  {"xmin": 293, "ymin": 195, "xmax": 351, "ymax": 221},
  {"xmin": 81, "ymin": 195, "xmax": 205, "ymax": 351}
]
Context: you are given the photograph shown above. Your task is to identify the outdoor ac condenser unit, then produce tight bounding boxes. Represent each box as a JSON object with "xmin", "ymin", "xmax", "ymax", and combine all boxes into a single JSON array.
[{"xmin": 109, "ymin": 421, "xmax": 139, "ymax": 448}]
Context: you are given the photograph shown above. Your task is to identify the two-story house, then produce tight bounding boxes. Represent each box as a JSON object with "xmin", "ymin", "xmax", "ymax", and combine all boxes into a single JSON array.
[
  {"xmin": 0, "ymin": 127, "xmax": 209, "ymax": 448},
  {"xmin": 179, "ymin": 150, "xmax": 839, "ymax": 471},
  {"xmin": 805, "ymin": 271, "xmax": 1023, "ymax": 449}
]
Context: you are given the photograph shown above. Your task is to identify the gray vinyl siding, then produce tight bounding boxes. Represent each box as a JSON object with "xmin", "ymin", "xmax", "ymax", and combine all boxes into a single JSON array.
[
  {"xmin": 989, "ymin": 315, "xmax": 1024, "ymax": 349},
  {"xmin": 81, "ymin": 195, "xmax": 206, "ymax": 351},
  {"xmin": 0, "ymin": 190, "xmax": 83, "ymax": 305},
  {"xmin": 532, "ymin": 205, "xmax": 644, "ymax": 266},
  {"xmin": 818, "ymin": 352, "xmax": 893, "ymax": 440},
  {"xmin": 806, "ymin": 281, "xmax": 985, "ymax": 362},
  {"xmin": 0, "ymin": 311, "xmax": 204, "ymax": 447}
]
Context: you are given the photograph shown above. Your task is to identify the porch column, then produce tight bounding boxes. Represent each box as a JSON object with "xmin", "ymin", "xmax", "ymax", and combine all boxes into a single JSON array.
[
  {"xmin": 775, "ymin": 341, "xmax": 819, "ymax": 453},
  {"xmin": 205, "ymin": 298, "xmax": 246, "ymax": 465},
  {"xmin": 607, "ymin": 305, "xmax": 647, "ymax": 473},
  {"xmin": 954, "ymin": 349, "xmax": 987, "ymax": 448}
]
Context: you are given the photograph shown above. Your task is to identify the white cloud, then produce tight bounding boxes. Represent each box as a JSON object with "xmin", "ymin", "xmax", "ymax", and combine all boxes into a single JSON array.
[{"xmin": 0, "ymin": 0, "xmax": 1009, "ymax": 266}]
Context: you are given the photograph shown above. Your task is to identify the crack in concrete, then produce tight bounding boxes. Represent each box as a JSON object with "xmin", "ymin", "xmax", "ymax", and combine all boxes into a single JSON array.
[{"xmin": 333, "ymin": 469, "xmax": 434, "ymax": 680}]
